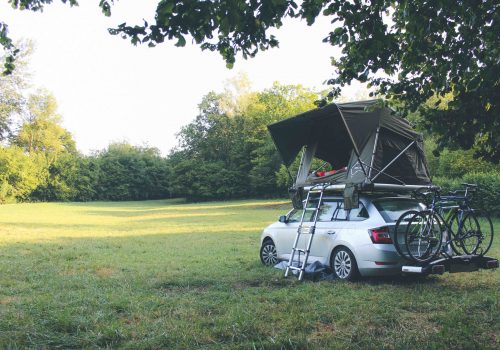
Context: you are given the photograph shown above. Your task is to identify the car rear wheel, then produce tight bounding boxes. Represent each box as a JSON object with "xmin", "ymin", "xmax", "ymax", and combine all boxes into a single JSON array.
[
  {"xmin": 260, "ymin": 239, "xmax": 278, "ymax": 266},
  {"xmin": 330, "ymin": 247, "xmax": 359, "ymax": 281}
]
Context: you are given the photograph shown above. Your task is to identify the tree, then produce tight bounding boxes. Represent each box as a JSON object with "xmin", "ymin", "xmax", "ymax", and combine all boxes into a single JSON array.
[
  {"xmin": 3, "ymin": 1, "xmax": 497, "ymax": 161},
  {"xmin": 0, "ymin": 145, "xmax": 46, "ymax": 202},
  {"xmin": 170, "ymin": 82, "xmax": 320, "ymax": 200},
  {"xmin": 14, "ymin": 90, "xmax": 76, "ymax": 157},
  {"xmin": 29, "ymin": 152, "xmax": 99, "ymax": 201},
  {"xmin": 245, "ymin": 83, "xmax": 318, "ymax": 195},
  {"xmin": 0, "ymin": 40, "xmax": 32, "ymax": 140},
  {"xmin": 95, "ymin": 142, "xmax": 170, "ymax": 201}
]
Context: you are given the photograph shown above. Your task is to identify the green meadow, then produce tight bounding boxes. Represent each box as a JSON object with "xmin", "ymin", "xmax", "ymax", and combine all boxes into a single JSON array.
[{"xmin": 0, "ymin": 199, "xmax": 498, "ymax": 349}]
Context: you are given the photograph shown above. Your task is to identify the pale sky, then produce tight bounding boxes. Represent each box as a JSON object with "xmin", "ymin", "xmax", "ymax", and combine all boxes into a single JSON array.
[{"xmin": 1, "ymin": 1, "xmax": 367, "ymax": 155}]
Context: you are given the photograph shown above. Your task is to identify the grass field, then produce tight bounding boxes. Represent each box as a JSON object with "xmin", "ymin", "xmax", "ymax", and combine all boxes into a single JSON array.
[{"xmin": 0, "ymin": 199, "xmax": 498, "ymax": 349}]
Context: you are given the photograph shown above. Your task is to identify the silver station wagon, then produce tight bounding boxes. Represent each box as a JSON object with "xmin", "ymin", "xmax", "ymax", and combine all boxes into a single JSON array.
[{"xmin": 260, "ymin": 194, "xmax": 425, "ymax": 280}]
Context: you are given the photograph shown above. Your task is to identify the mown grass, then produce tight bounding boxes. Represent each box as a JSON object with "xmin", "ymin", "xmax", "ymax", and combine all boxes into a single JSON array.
[{"xmin": 0, "ymin": 199, "xmax": 498, "ymax": 349}]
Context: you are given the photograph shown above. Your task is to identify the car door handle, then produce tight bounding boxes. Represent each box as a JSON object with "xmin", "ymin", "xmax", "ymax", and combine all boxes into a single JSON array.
[{"xmin": 326, "ymin": 230, "xmax": 336, "ymax": 235}]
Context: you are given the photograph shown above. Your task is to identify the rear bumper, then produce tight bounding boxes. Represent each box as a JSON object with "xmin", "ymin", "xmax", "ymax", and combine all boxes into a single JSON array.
[{"xmin": 356, "ymin": 243, "xmax": 406, "ymax": 276}]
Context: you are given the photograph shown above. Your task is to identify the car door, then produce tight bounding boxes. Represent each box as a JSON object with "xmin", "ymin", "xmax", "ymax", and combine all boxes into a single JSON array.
[
  {"xmin": 273, "ymin": 204, "xmax": 316, "ymax": 259},
  {"xmin": 312, "ymin": 199, "xmax": 347, "ymax": 258}
]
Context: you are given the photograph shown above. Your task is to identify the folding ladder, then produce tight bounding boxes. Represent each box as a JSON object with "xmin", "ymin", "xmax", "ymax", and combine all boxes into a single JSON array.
[{"xmin": 285, "ymin": 184, "xmax": 326, "ymax": 280}]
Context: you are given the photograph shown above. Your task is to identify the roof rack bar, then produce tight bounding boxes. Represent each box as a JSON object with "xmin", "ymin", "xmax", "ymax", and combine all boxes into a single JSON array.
[{"xmin": 303, "ymin": 183, "xmax": 432, "ymax": 193}]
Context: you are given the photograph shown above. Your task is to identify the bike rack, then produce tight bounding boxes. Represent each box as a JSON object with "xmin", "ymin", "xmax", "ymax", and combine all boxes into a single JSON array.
[{"xmin": 402, "ymin": 255, "xmax": 499, "ymax": 275}]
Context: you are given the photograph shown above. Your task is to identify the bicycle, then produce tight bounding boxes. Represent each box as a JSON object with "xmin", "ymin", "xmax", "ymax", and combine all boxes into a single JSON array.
[{"xmin": 394, "ymin": 183, "xmax": 494, "ymax": 263}]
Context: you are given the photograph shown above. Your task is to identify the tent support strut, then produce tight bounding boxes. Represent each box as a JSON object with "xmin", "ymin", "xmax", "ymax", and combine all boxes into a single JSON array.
[
  {"xmin": 368, "ymin": 126, "xmax": 380, "ymax": 180},
  {"xmin": 371, "ymin": 141, "xmax": 416, "ymax": 182},
  {"xmin": 337, "ymin": 107, "xmax": 368, "ymax": 177},
  {"xmin": 360, "ymin": 161, "xmax": 406, "ymax": 185},
  {"xmin": 294, "ymin": 147, "xmax": 307, "ymax": 187}
]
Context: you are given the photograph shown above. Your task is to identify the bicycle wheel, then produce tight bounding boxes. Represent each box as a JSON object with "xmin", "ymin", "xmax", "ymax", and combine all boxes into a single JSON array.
[
  {"xmin": 394, "ymin": 210, "xmax": 420, "ymax": 260},
  {"xmin": 459, "ymin": 210, "xmax": 494, "ymax": 256},
  {"xmin": 404, "ymin": 211, "xmax": 443, "ymax": 263},
  {"xmin": 448, "ymin": 210, "xmax": 469, "ymax": 255}
]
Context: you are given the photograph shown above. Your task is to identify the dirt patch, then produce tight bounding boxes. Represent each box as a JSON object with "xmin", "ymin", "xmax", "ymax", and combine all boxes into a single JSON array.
[
  {"xmin": 95, "ymin": 267, "xmax": 116, "ymax": 278},
  {"xmin": 397, "ymin": 312, "xmax": 442, "ymax": 338},
  {"xmin": 308, "ymin": 322, "xmax": 339, "ymax": 342},
  {"xmin": 232, "ymin": 278, "xmax": 290, "ymax": 289},
  {"xmin": 59, "ymin": 268, "xmax": 79, "ymax": 276},
  {"xmin": 157, "ymin": 280, "xmax": 217, "ymax": 293},
  {"xmin": 157, "ymin": 277, "xmax": 291, "ymax": 293},
  {"xmin": 0, "ymin": 296, "xmax": 18, "ymax": 305}
]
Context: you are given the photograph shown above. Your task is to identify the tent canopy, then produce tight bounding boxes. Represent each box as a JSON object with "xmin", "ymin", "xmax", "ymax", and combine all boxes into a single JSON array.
[{"xmin": 267, "ymin": 100, "xmax": 431, "ymax": 186}]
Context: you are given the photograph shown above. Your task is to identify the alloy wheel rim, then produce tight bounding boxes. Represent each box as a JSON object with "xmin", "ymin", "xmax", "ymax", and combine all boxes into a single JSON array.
[
  {"xmin": 262, "ymin": 244, "xmax": 277, "ymax": 265},
  {"xmin": 334, "ymin": 251, "xmax": 352, "ymax": 279}
]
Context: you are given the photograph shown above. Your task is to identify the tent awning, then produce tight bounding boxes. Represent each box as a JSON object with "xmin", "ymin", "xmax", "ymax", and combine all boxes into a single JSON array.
[
  {"xmin": 267, "ymin": 100, "xmax": 421, "ymax": 167},
  {"xmin": 267, "ymin": 99, "xmax": 430, "ymax": 186}
]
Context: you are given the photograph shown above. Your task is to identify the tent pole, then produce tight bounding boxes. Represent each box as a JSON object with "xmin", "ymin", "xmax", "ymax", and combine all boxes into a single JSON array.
[
  {"xmin": 312, "ymin": 162, "xmax": 328, "ymax": 174},
  {"xmin": 368, "ymin": 126, "xmax": 380, "ymax": 180},
  {"xmin": 295, "ymin": 146, "xmax": 307, "ymax": 186},
  {"xmin": 371, "ymin": 141, "xmax": 416, "ymax": 182},
  {"xmin": 336, "ymin": 105, "xmax": 368, "ymax": 177},
  {"xmin": 286, "ymin": 167, "xmax": 294, "ymax": 185}
]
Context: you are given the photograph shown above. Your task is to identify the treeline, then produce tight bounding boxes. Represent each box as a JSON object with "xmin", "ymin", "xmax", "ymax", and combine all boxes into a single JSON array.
[
  {"xmin": 168, "ymin": 84, "xmax": 319, "ymax": 200},
  {"xmin": 1, "ymin": 47, "xmax": 498, "ymax": 204},
  {"xmin": 0, "ymin": 87, "xmax": 173, "ymax": 202},
  {"xmin": 1, "ymin": 143, "xmax": 172, "ymax": 203},
  {"xmin": 0, "ymin": 58, "xmax": 320, "ymax": 202}
]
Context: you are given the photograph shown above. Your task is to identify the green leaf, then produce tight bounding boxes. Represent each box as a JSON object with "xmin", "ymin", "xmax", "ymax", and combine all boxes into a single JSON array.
[{"xmin": 175, "ymin": 36, "xmax": 186, "ymax": 47}]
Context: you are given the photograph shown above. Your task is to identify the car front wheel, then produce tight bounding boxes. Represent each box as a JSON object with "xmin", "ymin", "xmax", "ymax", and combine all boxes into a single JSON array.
[
  {"xmin": 260, "ymin": 239, "xmax": 278, "ymax": 266},
  {"xmin": 330, "ymin": 247, "xmax": 359, "ymax": 281}
]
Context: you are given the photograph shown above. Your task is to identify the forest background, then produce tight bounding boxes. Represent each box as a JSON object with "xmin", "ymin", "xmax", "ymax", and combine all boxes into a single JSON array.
[{"xmin": 0, "ymin": 45, "xmax": 498, "ymax": 215}]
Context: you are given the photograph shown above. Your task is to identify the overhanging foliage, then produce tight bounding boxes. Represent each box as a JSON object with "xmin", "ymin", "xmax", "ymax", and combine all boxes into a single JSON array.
[{"xmin": 1, "ymin": 0, "xmax": 499, "ymax": 162}]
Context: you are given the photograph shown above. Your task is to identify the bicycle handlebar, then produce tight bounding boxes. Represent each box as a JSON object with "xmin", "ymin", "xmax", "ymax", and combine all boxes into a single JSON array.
[
  {"xmin": 462, "ymin": 183, "xmax": 478, "ymax": 188},
  {"xmin": 411, "ymin": 183, "xmax": 478, "ymax": 203}
]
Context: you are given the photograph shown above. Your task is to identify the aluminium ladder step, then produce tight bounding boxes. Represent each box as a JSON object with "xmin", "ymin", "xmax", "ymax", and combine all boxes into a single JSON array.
[
  {"xmin": 287, "ymin": 265, "xmax": 304, "ymax": 271},
  {"xmin": 293, "ymin": 248, "xmax": 308, "ymax": 253}
]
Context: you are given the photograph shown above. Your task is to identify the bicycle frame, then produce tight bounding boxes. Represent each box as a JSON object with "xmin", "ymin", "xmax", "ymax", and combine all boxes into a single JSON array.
[{"xmin": 416, "ymin": 187, "xmax": 475, "ymax": 259}]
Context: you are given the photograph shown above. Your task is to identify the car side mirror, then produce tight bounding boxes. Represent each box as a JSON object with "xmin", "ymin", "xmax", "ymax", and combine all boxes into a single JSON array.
[{"xmin": 278, "ymin": 215, "xmax": 289, "ymax": 223}]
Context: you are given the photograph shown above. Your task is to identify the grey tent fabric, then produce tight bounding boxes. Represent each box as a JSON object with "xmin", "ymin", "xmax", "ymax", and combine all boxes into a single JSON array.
[
  {"xmin": 268, "ymin": 100, "xmax": 431, "ymax": 187},
  {"xmin": 268, "ymin": 103, "xmax": 353, "ymax": 167}
]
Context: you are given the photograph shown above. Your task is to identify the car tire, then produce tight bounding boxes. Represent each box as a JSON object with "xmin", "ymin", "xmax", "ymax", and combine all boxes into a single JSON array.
[
  {"xmin": 260, "ymin": 239, "xmax": 278, "ymax": 266},
  {"xmin": 330, "ymin": 247, "xmax": 359, "ymax": 281}
]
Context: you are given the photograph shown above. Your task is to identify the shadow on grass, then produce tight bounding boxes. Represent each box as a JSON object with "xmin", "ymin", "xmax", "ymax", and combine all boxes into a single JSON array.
[
  {"xmin": 156, "ymin": 275, "xmax": 291, "ymax": 293},
  {"xmin": 1, "ymin": 222, "xmax": 105, "ymax": 231},
  {"xmin": 81, "ymin": 200, "xmax": 289, "ymax": 218},
  {"xmin": 64, "ymin": 198, "xmax": 187, "ymax": 209},
  {"xmin": 363, "ymin": 274, "xmax": 441, "ymax": 286}
]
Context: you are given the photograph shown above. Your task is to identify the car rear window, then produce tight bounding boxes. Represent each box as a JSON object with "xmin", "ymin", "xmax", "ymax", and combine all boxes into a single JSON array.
[{"xmin": 373, "ymin": 198, "xmax": 424, "ymax": 223}]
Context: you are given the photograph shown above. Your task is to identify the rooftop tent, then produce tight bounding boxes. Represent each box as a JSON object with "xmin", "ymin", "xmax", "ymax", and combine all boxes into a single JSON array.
[{"xmin": 267, "ymin": 100, "xmax": 431, "ymax": 188}]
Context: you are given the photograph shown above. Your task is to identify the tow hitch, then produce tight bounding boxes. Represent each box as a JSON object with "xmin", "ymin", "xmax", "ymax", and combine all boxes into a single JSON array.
[{"xmin": 402, "ymin": 255, "xmax": 499, "ymax": 275}]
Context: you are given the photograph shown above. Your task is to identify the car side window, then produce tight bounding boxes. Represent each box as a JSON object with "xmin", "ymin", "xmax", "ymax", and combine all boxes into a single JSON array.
[
  {"xmin": 349, "ymin": 204, "xmax": 370, "ymax": 221},
  {"xmin": 288, "ymin": 209, "xmax": 302, "ymax": 222},
  {"xmin": 330, "ymin": 201, "xmax": 348, "ymax": 221},
  {"xmin": 319, "ymin": 201, "xmax": 369, "ymax": 221},
  {"xmin": 317, "ymin": 201, "xmax": 347, "ymax": 221},
  {"xmin": 288, "ymin": 200, "xmax": 369, "ymax": 222},
  {"xmin": 288, "ymin": 200, "xmax": 317, "ymax": 222}
]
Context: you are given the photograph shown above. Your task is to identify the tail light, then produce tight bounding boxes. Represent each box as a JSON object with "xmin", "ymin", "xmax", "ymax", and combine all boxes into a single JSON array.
[{"xmin": 369, "ymin": 226, "xmax": 393, "ymax": 244}]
